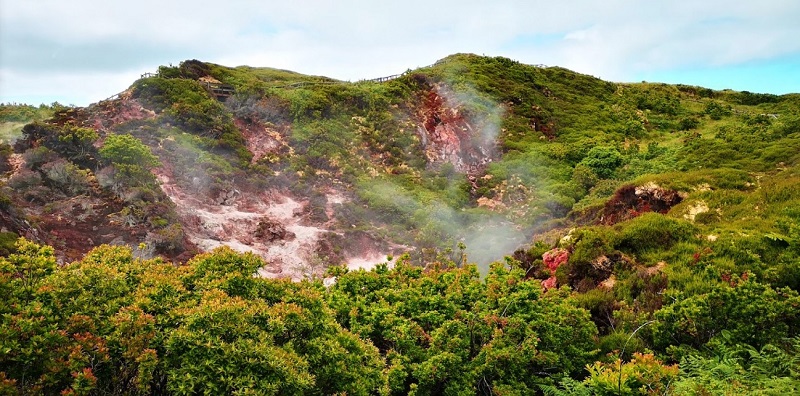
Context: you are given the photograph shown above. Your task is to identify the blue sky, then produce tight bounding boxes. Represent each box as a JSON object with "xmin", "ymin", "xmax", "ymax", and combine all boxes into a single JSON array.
[
  {"xmin": 635, "ymin": 53, "xmax": 800, "ymax": 93},
  {"xmin": 1, "ymin": 0, "xmax": 799, "ymax": 106}
]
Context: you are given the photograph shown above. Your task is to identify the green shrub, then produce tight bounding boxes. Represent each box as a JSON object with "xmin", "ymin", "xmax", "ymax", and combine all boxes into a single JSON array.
[
  {"xmin": 679, "ymin": 116, "xmax": 700, "ymax": 131},
  {"xmin": 574, "ymin": 288, "xmax": 618, "ymax": 334},
  {"xmin": 584, "ymin": 353, "xmax": 678, "ymax": 395},
  {"xmin": 734, "ymin": 91, "xmax": 780, "ymax": 105},
  {"xmin": 565, "ymin": 227, "xmax": 618, "ymax": 288},
  {"xmin": 0, "ymin": 232, "xmax": 18, "ymax": 255},
  {"xmin": 572, "ymin": 164, "xmax": 599, "ymax": 190},
  {"xmin": 633, "ymin": 88, "xmax": 681, "ymax": 115},
  {"xmin": 615, "ymin": 213, "xmax": 697, "ymax": 254},
  {"xmin": 132, "ymin": 76, "xmax": 252, "ymax": 165},
  {"xmin": 579, "ymin": 146, "xmax": 624, "ymax": 179},
  {"xmin": 653, "ymin": 281, "xmax": 800, "ymax": 352},
  {"xmin": 0, "ymin": 192, "xmax": 11, "ymax": 210},
  {"xmin": 41, "ymin": 159, "xmax": 92, "ymax": 196},
  {"xmin": 704, "ymin": 101, "xmax": 732, "ymax": 120},
  {"xmin": 776, "ymin": 116, "xmax": 800, "ymax": 137},
  {"xmin": 99, "ymin": 134, "xmax": 161, "ymax": 197},
  {"xmin": 7, "ymin": 169, "xmax": 43, "ymax": 190}
]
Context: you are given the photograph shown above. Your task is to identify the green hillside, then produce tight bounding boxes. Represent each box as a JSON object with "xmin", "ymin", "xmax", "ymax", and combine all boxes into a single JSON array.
[
  {"xmin": 0, "ymin": 103, "xmax": 62, "ymax": 144},
  {"xmin": 1, "ymin": 54, "xmax": 799, "ymax": 394}
]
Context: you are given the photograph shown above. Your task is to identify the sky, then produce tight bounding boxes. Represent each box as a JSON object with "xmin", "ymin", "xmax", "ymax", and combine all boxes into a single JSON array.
[{"xmin": 1, "ymin": 0, "xmax": 799, "ymax": 107}]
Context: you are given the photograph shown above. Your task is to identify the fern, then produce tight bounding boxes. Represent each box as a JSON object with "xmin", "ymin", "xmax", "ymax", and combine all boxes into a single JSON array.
[
  {"xmin": 674, "ymin": 336, "xmax": 800, "ymax": 394},
  {"xmin": 539, "ymin": 377, "xmax": 592, "ymax": 396}
]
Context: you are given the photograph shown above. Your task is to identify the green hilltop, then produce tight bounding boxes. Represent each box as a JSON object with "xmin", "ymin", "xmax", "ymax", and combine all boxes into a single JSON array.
[{"xmin": 1, "ymin": 54, "xmax": 799, "ymax": 394}]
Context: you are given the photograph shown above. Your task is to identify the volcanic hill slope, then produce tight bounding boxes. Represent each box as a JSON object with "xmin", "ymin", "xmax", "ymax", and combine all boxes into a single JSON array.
[
  {"xmin": 1, "ymin": 54, "xmax": 800, "ymax": 394},
  {"xmin": 2, "ymin": 55, "xmax": 799, "ymax": 275}
]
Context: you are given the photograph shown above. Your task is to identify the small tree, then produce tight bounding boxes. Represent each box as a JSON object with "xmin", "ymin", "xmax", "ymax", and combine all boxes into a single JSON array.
[
  {"xmin": 57, "ymin": 126, "xmax": 99, "ymax": 165},
  {"xmin": 21, "ymin": 123, "xmax": 99, "ymax": 168},
  {"xmin": 579, "ymin": 146, "xmax": 623, "ymax": 179},
  {"xmin": 99, "ymin": 134, "xmax": 160, "ymax": 190}
]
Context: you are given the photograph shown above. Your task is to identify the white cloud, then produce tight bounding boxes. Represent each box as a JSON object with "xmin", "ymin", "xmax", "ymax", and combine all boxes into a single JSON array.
[
  {"xmin": 2, "ymin": 0, "xmax": 799, "ymax": 105},
  {"xmin": 0, "ymin": 68, "xmax": 141, "ymax": 106}
]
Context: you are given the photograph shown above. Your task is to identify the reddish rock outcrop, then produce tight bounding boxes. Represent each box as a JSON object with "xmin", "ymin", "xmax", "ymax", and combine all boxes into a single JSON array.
[
  {"xmin": 254, "ymin": 218, "xmax": 296, "ymax": 242},
  {"xmin": 541, "ymin": 248, "xmax": 569, "ymax": 290},
  {"xmin": 87, "ymin": 92, "xmax": 156, "ymax": 132},
  {"xmin": 600, "ymin": 183, "xmax": 685, "ymax": 225},
  {"xmin": 234, "ymin": 118, "xmax": 291, "ymax": 165},
  {"xmin": 414, "ymin": 84, "xmax": 500, "ymax": 175}
]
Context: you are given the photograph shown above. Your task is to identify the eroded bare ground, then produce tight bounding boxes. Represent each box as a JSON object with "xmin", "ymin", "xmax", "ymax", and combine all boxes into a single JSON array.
[
  {"xmin": 0, "ymin": 174, "xmax": 153, "ymax": 264},
  {"xmin": 0, "ymin": 95, "xmax": 391, "ymax": 275},
  {"xmin": 87, "ymin": 91, "xmax": 156, "ymax": 132},
  {"xmin": 599, "ymin": 182, "xmax": 686, "ymax": 225},
  {"xmin": 150, "ymin": 82, "xmax": 508, "ymax": 276},
  {"xmin": 154, "ymin": 162, "xmax": 398, "ymax": 280},
  {"xmin": 234, "ymin": 118, "xmax": 292, "ymax": 164},
  {"xmin": 414, "ymin": 83, "xmax": 500, "ymax": 176}
]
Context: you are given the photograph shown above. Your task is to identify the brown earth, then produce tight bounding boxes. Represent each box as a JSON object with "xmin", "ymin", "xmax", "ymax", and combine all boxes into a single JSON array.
[
  {"xmin": 599, "ymin": 183, "xmax": 685, "ymax": 225},
  {"xmin": 234, "ymin": 118, "xmax": 292, "ymax": 164},
  {"xmin": 87, "ymin": 92, "xmax": 156, "ymax": 132}
]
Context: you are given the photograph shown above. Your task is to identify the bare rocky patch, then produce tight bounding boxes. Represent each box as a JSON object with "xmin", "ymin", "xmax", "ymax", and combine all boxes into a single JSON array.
[
  {"xmin": 600, "ymin": 182, "xmax": 685, "ymax": 225},
  {"xmin": 155, "ymin": 160, "xmax": 396, "ymax": 279},
  {"xmin": 87, "ymin": 92, "xmax": 156, "ymax": 132},
  {"xmin": 234, "ymin": 118, "xmax": 292, "ymax": 165},
  {"xmin": 414, "ymin": 84, "xmax": 501, "ymax": 176}
]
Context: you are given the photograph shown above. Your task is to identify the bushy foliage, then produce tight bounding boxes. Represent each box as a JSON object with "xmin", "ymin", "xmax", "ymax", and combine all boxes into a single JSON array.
[
  {"xmin": 41, "ymin": 159, "xmax": 92, "ymax": 195},
  {"xmin": 0, "ymin": 242, "xmax": 385, "ymax": 395},
  {"xmin": 131, "ymin": 76, "xmax": 250, "ymax": 164},
  {"xmin": 99, "ymin": 134, "xmax": 160, "ymax": 189},
  {"xmin": 653, "ymin": 280, "xmax": 800, "ymax": 353},
  {"xmin": 579, "ymin": 146, "xmax": 624, "ymax": 179},
  {"xmin": 615, "ymin": 213, "xmax": 697, "ymax": 254},
  {"xmin": 1, "ymin": 103, "xmax": 60, "ymax": 143},
  {"xmin": 704, "ymin": 101, "xmax": 732, "ymax": 120},
  {"xmin": 328, "ymin": 259, "xmax": 598, "ymax": 394},
  {"xmin": 0, "ymin": 241, "xmax": 594, "ymax": 395},
  {"xmin": 0, "ymin": 103, "xmax": 58, "ymax": 123},
  {"xmin": 20, "ymin": 122, "xmax": 99, "ymax": 168},
  {"xmin": 672, "ymin": 336, "xmax": 800, "ymax": 394},
  {"xmin": 583, "ymin": 353, "xmax": 678, "ymax": 395}
]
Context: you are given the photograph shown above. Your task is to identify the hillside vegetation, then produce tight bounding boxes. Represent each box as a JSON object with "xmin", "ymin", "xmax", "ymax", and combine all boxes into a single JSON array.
[
  {"xmin": 1, "ymin": 54, "xmax": 799, "ymax": 394},
  {"xmin": 0, "ymin": 103, "xmax": 63, "ymax": 145}
]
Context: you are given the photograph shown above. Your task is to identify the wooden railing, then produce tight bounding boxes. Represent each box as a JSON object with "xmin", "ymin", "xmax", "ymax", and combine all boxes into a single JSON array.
[
  {"xmin": 203, "ymin": 82, "xmax": 236, "ymax": 97},
  {"xmin": 100, "ymin": 93, "xmax": 122, "ymax": 103},
  {"xmin": 360, "ymin": 73, "xmax": 404, "ymax": 83}
]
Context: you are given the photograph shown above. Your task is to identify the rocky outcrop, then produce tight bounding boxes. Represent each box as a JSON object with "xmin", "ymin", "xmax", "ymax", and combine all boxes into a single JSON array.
[
  {"xmin": 600, "ymin": 183, "xmax": 685, "ymax": 225},
  {"xmin": 215, "ymin": 188, "xmax": 240, "ymax": 205},
  {"xmin": 234, "ymin": 118, "xmax": 292, "ymax": 165},
  {"xmin": 88, "ymin": 92, "xmax": 156, "ymax": 132},
  {"xmin": 414, "ymin": 84, "xmax": 500, "ymax": 175},
  {"xmin": 254, "ymin": 218, "xmax": 296, "ymax": 242}
]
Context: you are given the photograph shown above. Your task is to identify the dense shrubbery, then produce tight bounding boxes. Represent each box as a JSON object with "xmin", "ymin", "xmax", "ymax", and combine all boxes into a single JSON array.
[
  {"xmin": 20, "ymin": 122, "xmax": 99, "ymax": 168},
  {"xmin": 0, "ymin": 240, "xmax": 595, "ymax": 394},
  {"xmin": 4, "ymin": 233, "xmax": 799, "ymax": 394},
  {"xmin": 654, "ymin": 280, "xmax": 800, "ymax": 354},
  {"xmin": 615, "ymin": 213, "xmax": 697, "ymax": 254},
  {"xmin": 131, "ymin": 76, "xmax": 251, "ymax": 164}
]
